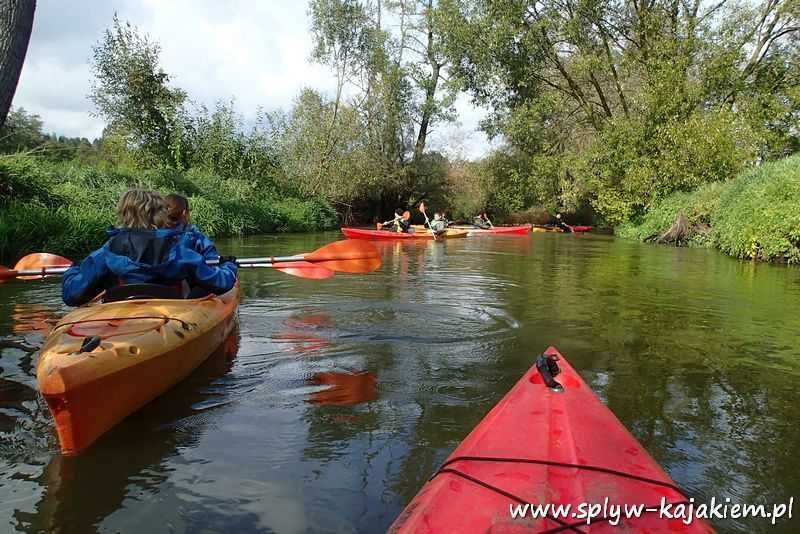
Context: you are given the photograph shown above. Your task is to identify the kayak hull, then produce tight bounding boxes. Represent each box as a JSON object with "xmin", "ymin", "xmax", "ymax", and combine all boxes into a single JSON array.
[
  {"xmin": 445, "ymin": 225, "xmax": 531, "ymax": 236},
  {"xmin": 531, "ymin": 225, "xmax": 594, "ymax": 233},
  {"xmin": 36, "ymin": 283, "xmax": 240, "ymax": 455},
  {"xmin": 389, "ymin": 346, "xmax": 711, "ymax": 533},
  {"xmin": 342, "ymin": 228, "xmax": 467, "ymax": 240}
]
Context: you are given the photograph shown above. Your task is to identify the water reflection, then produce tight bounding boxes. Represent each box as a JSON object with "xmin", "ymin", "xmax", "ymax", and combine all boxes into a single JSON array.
[
  {"xmin": 0, "ymin": 233, "xmax": 798, "ymax": 533},
  {"xmin": 308, "ymin": 371, "xmax": 378, "ymax": 407},
  {"xmin": 10, "ymin": 304, "xmax": 60, "ymax": 335},
  {"xmin": 11, "ymin": 328, "xmax": 240, "ymax": 534}
]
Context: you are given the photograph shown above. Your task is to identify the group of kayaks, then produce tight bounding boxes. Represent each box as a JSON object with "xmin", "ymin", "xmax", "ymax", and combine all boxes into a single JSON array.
[
  {"xmin": 342, "ymin": 223, "xmax": 593, "ymax": 240},
  {"xmin": 29, "ymin": 223, "xmax": 712, "ymax": 532}
]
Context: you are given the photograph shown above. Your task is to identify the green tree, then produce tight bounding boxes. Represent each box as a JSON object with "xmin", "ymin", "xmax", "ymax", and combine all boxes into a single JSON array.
[
  {"xmin": 437, "ymin": 0, "xmax": 800, "ymax": 222},
  {"xmin": 0, "ymin": 107, "xmax": 43, "ymax": 152},
  {"xmin": 89, "ymin": 15, "xmax": 188, "ymax": 168}
]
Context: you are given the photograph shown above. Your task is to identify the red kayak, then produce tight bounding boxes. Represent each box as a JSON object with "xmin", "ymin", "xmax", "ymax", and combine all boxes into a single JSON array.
[
  {"xmin": 389, "ymin": 346, "xmax": 712, "ymax": 533},
  {"xmin": 570, "ymin": 225, "xmax": 593, "ymax": 232}
]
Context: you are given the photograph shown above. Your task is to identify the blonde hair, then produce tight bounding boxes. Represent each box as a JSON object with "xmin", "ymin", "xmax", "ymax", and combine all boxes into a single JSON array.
[{"xmin": 117, "ymin": 189, "xmax": 169, "ymax": 229}]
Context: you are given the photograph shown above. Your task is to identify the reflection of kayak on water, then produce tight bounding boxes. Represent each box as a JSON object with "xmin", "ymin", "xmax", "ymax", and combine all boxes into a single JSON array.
[
  {"xmin": 342, "ymin": 228, "xmax": 468, "ymax": 240},
  {"xmin": 308, "ymin": 371, "xmax": 377, "ymax": 406},
  {"xmin": 18, "ymin": 329, "xmax": 240, "ymax": 533},
  {"xmin": 390, "ymin": 346, "xmax": 711, "ymax": 533}
]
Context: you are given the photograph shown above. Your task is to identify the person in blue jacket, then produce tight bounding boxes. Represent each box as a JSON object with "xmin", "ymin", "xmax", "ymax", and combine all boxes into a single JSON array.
[
  {"xmin": 62, "ymin": 189, "xmax": 237, "ymax": 306},
  {"xmin": 165, "ymin": 193, "xmax": 218, "ymax": 259}
]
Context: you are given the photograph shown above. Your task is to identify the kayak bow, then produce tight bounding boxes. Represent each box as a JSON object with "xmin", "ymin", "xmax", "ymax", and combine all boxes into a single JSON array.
[{"xmin": 389, "ymin": 346, "xmax": 712, "ymax": 533}]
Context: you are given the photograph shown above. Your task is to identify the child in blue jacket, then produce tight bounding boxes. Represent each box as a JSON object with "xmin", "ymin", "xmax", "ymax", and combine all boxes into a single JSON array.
[
  {"xmin": 165, "ymin": 193, "xmax": 218, "ymax": 259},
  {"xmin": 62, "ymin": 189, "xmax": 237, "ymax": 306}
]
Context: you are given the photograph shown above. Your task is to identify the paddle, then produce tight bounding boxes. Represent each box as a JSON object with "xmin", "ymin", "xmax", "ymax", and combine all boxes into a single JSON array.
[
  {"xmin": 0, "ymin": 240, "xmax": 381, "ymax": 282},
  {"xmin": 0, "ymin": 255, "xmax": 336, "ymax": 281},
  {"xmin": 418, "ymin": 202, "xmax": 437, "ymax": 241}
]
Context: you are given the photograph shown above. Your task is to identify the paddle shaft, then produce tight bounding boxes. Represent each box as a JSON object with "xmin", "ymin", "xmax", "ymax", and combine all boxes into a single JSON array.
[
  {"xmin": 4, "ymin": 260, "xmax": 308, "ymax": 279},
  {"xmin": 419, "ymin": 205, "xmax": 438, "ymax": 241}
]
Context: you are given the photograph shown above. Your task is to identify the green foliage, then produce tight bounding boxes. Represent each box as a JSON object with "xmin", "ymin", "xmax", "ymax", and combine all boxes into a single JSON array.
[
  {"xmin": 0, "ymin": 154, "xmax": 57, "ymax": 204},
  {"xmin": 445, "ymin": 160, "xmax": 485, "ymax": 220},
  {"xmin": 580, "ymin": 111, "xmax": 759, "ymax": 224},
  {"xmin": 90, "ymin": 16, "xmax": 188, "ymax": 168},
  {"xmin": 616, "ymin": 182, "xmax": 725, "ymax": 247},
  {"xmin": 619, "ymin": 154, "xmax": 800, "ymax": 262},
  {"xmin": 0, "ymin": 202, "xmax": 110, "ymax": 261},
  {"xmin": 0, "ymin": 108, "xmax": 43, "ymax": 153},
  {"xmin": 437, "ymin": 0, "xmax": 800, "ymax": 224},
  {"xmin": 187, "ymin": 102, "xmax": 283, "ymax": 190},
  {"xmin": 713, "ymin": 155, "xmax": 800, "ymax": 263},
  {"xmin": 0, "ymin": 154, "xmax": 337, "ymax": 263}
]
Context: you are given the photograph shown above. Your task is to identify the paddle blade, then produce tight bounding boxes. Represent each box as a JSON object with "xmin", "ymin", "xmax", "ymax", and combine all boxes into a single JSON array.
[
  {"xmin": 13, "ymin": 253, "xmax": 72, "ymax": 280},
  {"xmin": 418, "ymin": 202, "xmax": 426, "ymax": 214},
  {"xmin": 272, "ymin": 262, "xmax": 335, "ymax": 280},
  {"xmin": 302, "ymin": 240, "xmax": 381, "ymax": 274}
]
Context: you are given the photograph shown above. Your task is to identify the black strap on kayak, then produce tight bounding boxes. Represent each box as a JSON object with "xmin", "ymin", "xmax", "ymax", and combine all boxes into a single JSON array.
[
  {"xmin": 430, "ymin": 456, "xmax": 693, "ymax": 533},
  {"xmin": 56, "ymin": 315, "xmax": 194, "ymax": 331},
  {"xmin": 434, "ymin": 456, "xmax": 686, "ymax": 495},
  {"xmin": 434, "ymin": 466, "xmax": 586, "ymax": 533}
]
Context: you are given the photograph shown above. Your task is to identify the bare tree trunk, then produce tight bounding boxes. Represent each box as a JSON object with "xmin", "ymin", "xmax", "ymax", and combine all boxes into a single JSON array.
[
  {"xmin": 0, "ymin": 0, "xmax": 36, "ymax": 128},
  {"xmin": 413, "ymin": 0, "xmax": 438, "ymax": 163}
]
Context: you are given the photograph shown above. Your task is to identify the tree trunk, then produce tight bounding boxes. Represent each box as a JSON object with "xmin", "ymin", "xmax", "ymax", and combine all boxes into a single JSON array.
[
  {"xmin": 0, "ymin": 0, "xmax": 36, "ymax": 128},
  {"xmin": 413, "ymin": 1, "xmax": 438, "ymax": 164}
]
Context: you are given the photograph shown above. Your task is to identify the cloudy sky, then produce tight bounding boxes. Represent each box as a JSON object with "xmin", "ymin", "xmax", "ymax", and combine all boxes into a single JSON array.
[{"xmin": 13, "ymin": 0, "xmax": 495, "ymax": 159}]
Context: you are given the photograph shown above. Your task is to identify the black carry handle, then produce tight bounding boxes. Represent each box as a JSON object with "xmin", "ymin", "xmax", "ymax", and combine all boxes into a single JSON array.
[{"xmin": 535, "ymin": 353, "xmax": 563, "ymax": 391}]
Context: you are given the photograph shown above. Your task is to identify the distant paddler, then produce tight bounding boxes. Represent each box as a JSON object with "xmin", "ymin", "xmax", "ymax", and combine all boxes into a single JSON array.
[
  {"xmin": 472, "ymin": 212, "xmax": 494, "ymax": 230},
  {"xmin": 430, "ymin": 212, "xmax": 448, "ymax": 235},
  {"xmin": 377, "ymin": 208, "xmax": 412, "ymax": 233},
  {"xmin": 552, "ymin": 213, "xmax": 572, "ymax": 233}
]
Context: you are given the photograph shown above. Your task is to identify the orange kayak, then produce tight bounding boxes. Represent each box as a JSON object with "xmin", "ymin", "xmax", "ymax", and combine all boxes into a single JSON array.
[{"xmin": 36, "ymin": 283, "xmax": 240, "ymax": 455}]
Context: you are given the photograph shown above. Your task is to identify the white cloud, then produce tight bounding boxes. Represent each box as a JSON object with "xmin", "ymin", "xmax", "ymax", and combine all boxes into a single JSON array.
[{"xmin": 12, "ymin": 0, "xmax": 492, "ymax": 158}]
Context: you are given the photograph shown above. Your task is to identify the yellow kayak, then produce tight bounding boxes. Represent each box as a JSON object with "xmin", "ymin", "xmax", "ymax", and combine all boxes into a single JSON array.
[
  {"xmin": 37, "ymin": 283, "xmax": 240, "ymax": 455},
  {"xmin": 412, "ymin": 228, "xmax": 468, "ymax": 239}
]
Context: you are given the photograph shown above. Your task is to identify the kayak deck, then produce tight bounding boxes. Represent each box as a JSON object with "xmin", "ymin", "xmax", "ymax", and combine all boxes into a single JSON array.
[
  {"xmin": 37, "ymin": 283, "xmax": 240, "ymax": 455},
  {"xmin": 389, "ymin": 346, "xmax": 711, "ymax": 533},
  {"xmin": 438, "ymin": 225, "xmax": 531, "ymax": 236}
]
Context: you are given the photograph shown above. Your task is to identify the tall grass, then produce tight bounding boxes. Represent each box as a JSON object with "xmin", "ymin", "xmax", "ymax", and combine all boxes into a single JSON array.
[{"xmin": 0, "ymin": 155, "xmax": 337, "ymax": 262}]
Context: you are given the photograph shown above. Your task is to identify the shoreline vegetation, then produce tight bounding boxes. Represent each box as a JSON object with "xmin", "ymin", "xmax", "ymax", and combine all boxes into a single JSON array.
[
  {"xmin": 617, "ymin": 155, "xmax": 800, "ymax": 264},
  {"xmin": 1, "ymin": 3, "xmax": 798, "ymax": 264}
]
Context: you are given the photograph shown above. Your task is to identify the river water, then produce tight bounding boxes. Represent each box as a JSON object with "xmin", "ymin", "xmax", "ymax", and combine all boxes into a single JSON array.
[{"xmin": 0, "ymin": 232, "xmax": 798, "ymax": 533}]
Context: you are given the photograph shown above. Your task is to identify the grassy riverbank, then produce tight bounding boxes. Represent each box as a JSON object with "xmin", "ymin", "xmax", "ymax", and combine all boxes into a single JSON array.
[
  {"xmin": 617, "ymin": 154, "xmax": 800, "ymax": 263},
  {"xmin": 0, "ymin": 155, "xmax": 337, "ymax": 263}
]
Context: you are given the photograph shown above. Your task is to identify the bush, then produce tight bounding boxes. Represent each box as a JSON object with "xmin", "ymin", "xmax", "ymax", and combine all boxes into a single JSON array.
[
  {"xmin": 581, "ymin": 110, "xmax": 758, "ymax": 225},
  {"xmin": 0, "ymin": 155, "xmax": 58, "ymax": 205},
  {"xmin": 616, "ymin": 182, "xmax": 725, "ymax": 247},
  {"xmin": 0, "ymin": 202, "xmax": 110, "ymax": 261},
  {"xmin": 0, "ymin": 154, "xmax": 338, "ymax": 262},
  {"xmin": 713, "ymin": 155, "xmax": 800, "ymax": 263},
  {"xmin": 618, "ymin": 154, "xmax": 800, "ymax": 262}
]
